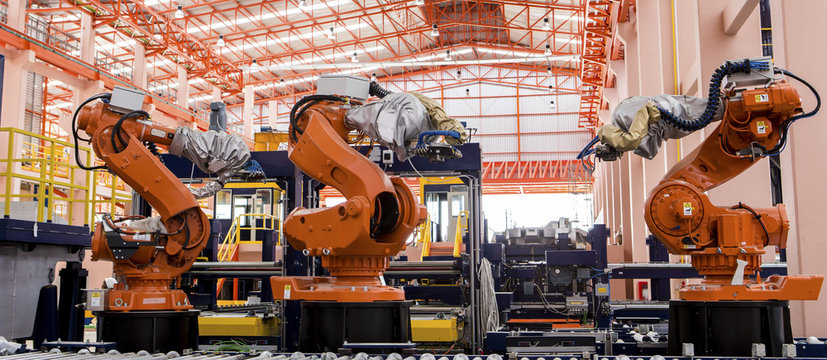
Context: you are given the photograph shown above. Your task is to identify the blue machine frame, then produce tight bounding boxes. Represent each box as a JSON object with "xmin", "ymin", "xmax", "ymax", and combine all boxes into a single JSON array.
[{"xmin": 162, "ymin": 143, "xmax": 483, "ymax": 351}]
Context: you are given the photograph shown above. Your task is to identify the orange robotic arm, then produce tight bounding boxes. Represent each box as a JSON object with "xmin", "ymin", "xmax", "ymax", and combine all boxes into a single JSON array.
[
  {"xmin": 76, "ymin": 91, "xmax": 209, "ymax": 311},
  {"xmin": 271, "ymin": 95, "xmax": 427, "ymax": 302},
  {"xmin": 643, "ymin": 63, "xmax": 823, "ymax": 300}
]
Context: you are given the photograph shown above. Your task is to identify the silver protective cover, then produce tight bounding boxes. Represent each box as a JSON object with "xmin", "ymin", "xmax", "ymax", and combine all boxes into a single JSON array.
[
  {"xmin": 612, "ymin": 94, "xmax": 721, "ymax": 159},
  {"xmin": 344, "ymin": 92, "xmax": 434, "ymax": 160},
  {"xmin": 168, "ymin": 127, "xmax": 251, "ymax": 198}
]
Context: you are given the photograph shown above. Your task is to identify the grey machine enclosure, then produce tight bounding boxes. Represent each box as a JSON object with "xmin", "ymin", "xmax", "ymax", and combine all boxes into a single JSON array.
[
  {"xmin": 316, "ymin": 75, "xmax": 370, "ymax": 100},
  {"xmin": 109, "ymin": 86, "xmax": 146, "ymax": 114}
]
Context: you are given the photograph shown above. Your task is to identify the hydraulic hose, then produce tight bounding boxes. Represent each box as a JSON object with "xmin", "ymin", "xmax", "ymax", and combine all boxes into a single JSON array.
[
  {"xmin": 289, "ymin": 94, "xmax": 346, "ymax": 141},
  {"xmin": 72, "ymin": 93, "xmax": 111, "ymax": 171},
  {"xmin": 764, "ymin": 68, "xmax": 821, "ymax": 156},
  {"xmin": 369, "ymin": 81, "xmax": 392, "ymax": 99}
]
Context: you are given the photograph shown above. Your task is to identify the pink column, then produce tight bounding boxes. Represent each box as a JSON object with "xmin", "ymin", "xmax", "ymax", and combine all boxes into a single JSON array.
[
  {"xmin": 773, "ymin": 0, "xmax": 827, "ymax": 337},
  {"xmin": 212, "ymin": 87, "xmax": 222, "ymax": 103},
  {"xmin": 70, "ymin": 80, "xmax": 105, "ymax": 226},
  {"xmin": 242, "ymin": 85, "xmax": 254, "ymax": 139},
  {"xmin": 694, "ymin": 0, "xmax": 771, "ymax": 211},
  {"xmin": 133, "ymin": 44, "xmax": 147, "ymax": 89},
  {"xmin": 268, "ymin": 100, "xmax": 278, "ymax": 130},
  {"xmin": 0, "ymin": 49, "xmax": 30, "ymax": 129},
  {"xmin": 79, "ymin": 13, "xmax": 94, "ymax": 64},
  {"xmin": 177, "ymin": 66, "xmax": 189, "ymax": 109},
  {"xmin": 6, "ymin": 0, "xmax": 26, "ymax": 31},
  {"xmin": 610, "ymin": 160, "xmax": 622, "ymax": 244},
  {"xmin": 0, "ymin": 49, "xmax": 30, "ymax": 198},
  {"xmin": 675, "ymin": 0, "xmax": 707, "ymax": 161}
]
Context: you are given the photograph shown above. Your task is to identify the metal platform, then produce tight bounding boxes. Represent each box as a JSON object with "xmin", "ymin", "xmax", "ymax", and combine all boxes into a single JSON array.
[
  {"xmin": 6, "ymin": 348, "xmax": 827, "ymax": 360},
  {"xmin": 608, "ymin": 262, "xmax": 788, "ymax": 279},
  {"xmin": 0, "ymin": 218, "xmax": 91, "ymax": 341}
]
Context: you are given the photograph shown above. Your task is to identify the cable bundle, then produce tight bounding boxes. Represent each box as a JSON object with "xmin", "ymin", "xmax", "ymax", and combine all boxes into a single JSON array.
[
  {"xmin": 369, "ymin": 81, "xmax": 392, "ymax": 99},
  {"xmin": 658, "ymin": 59, "xmax": 769, "ymax": 132},
  {"xmin": 478, "ymin": 258, "xmax": 500, "ymax": 332}
]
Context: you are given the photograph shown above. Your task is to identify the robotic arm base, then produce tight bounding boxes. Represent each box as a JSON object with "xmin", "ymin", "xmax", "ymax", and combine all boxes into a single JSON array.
[{"xmin": 680, "ymin": 275, "xmax": 823, "ymax": 301}]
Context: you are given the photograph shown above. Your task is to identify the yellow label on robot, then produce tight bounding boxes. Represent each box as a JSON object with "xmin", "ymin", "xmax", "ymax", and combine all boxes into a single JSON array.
[
  {"xmin": 284, "ymin": 285, "xmax": 291, "ymax": 299},
  {"xmin": 683, "ymin": 202, "xmax": 692, "ymax": 216},
  {"xmin": 755, "ymin": 94, "xmax": 769, "ymax": 103},
  {"xmin": 91, "ymin": 292, "xmax": 101, "ymax": 307},
  {"xmin": 757, "ymin": 121, "xmax": 767, "ymax": 134}
]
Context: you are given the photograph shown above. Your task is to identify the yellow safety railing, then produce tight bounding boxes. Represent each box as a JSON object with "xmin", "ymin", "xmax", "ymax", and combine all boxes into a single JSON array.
[
  {"xmin": 0, "ymin": 128, "xmax": 132, "ymax": 227},
  {"xmin": 452, "ymin": 211, "xmax": 469, "ymax": 257},
  {"xmin": 21, "ymin": 141, "xmax": 71, "ymax": 179},
  {"xmin": 419, "ymin": 214, "xmax": 433, "ymax": 258},
  {"xmin": 217, "ymin": 213, "xmax": 277, "ymax": 262},
  {"xmin": 216, "ymin": 213, "xmax": 277, "ymax": 295},
  {"xmin": 217, "ymin": 220, "xmax": 239, "ymax": 263}
]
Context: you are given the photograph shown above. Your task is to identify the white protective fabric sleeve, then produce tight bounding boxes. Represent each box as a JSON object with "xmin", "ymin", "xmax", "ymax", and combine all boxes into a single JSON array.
[
  {"xmin": 609, "ymin": 95, "xmax": 721, "ymax": 159},
  {"xmin": 344, "ymin": 93, "xmax": 434, "ymax": 161},
  {"xmin": 168, "ymin": 127, "xmax": 251, "ymax": 198}
]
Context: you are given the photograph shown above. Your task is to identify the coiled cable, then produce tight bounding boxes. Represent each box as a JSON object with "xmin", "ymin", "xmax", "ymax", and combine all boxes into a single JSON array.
[
  {"xmin": 764, "ymin": 68, "xmax": 821, "ymax": 156},
  {"xmin": 657, "ymin": 59, "xmax": 769, "ymax": 132},
  {"xmin": 369, "ymin": 81, "xmax": 392, "ymax": 99},
  {"xmin": 289, "ymin": 94, "xmax": 347, "ymax": 142},
  {"xmin": 72, "ymin": 93, "xmax": 111, "ymax": 171}
]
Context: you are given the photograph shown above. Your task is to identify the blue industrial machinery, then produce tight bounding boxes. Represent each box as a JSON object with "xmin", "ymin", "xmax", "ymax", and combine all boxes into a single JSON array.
[
  {"xmin": 162, "ymin": 143, "xmax": 483, "ymax": 352},
  {"xmin": 483, "ymin": 225, "xmax": 611, "ymax": 353}
]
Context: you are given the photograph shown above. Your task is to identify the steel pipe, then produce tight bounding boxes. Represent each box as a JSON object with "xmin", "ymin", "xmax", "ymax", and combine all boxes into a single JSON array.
[
  {"xmin": 187, "ymin": 271, "xmax": 282, "ymax": 276},
  {"xmin": 388, "ymin": 261, "xmax": 456, "ymax": 268},
  {"xmin": 190, "ymin": 262, "xmax": 282, "ymax": 269}
]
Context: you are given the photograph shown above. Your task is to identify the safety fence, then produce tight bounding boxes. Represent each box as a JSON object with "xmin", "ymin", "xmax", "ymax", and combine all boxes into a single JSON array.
[{"xmin": 0, "ymin": 127, "xmax": 132, "ymax": 227}]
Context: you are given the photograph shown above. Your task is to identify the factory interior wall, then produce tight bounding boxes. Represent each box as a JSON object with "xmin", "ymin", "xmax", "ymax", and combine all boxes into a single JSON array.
[
  {"xmin": 772, "ymin": 0, "xmax": 827, "ymax": 338},
  {"xmin": 593, "ymin": 0, "xmax": 827, "ymax": 335}
]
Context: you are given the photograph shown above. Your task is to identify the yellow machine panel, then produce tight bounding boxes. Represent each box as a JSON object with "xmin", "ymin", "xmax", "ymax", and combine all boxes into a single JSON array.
[
  {"xmin": 199, "ymin": 315, "xmax": 280, "ymax": 337},
  {"xmin": 410, "ymin": 318, "xmax": 460, "ymax": 342}
]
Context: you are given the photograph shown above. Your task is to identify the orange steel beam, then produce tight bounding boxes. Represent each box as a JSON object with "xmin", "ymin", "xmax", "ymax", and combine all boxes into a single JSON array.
[
  {"xmin": 216, "ymin": 62, "xmax": 580, "ymax": 107},
  {"xmin": 577, "ymin": 0, "xmax": 614, "ymax": 129},
  {"xmin": 482, "ymin": 160, "xmax": 592, "ymax": 184},
  {"xmin": 61, "ymin": 0, "xmax": 242, "ymax": 91}
]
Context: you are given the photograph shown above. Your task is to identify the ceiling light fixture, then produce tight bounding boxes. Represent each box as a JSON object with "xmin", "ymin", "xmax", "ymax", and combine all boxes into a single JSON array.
[
  {"xmin": 299, "ymin": 0, "xmax": 307, "ymax": 10},
  {"xmin": 547, "ymin": 66, "xmax": 552, "ymax": 76},
  {"xmin": 371, "ymin": 73, "xmax": 377, "ymax": 82},
  {"xmin": 216, "ymin": 34, "xmax": 225, "ymax": 47},
  {"xmin": 326, "ymin": 27, "xmax": 336, "ymax": 40},
  {"xmin": 542, "ymin": 17, "xmax": 551, "ymax": 30},
  {"xmin": 250, "ymin": 59, "xmax": 259, "ymax": 71},
  {"xmin": 456, "ymin": 70, "xmax": 462, "ymax": 80},
  {"xmin": 431, "ymin": 24, "xmax": 440, "ymax": 37},
  {"xmin": 175, "ymin": 5, "xmax": 185, "ymax": 19},
  {"xmin": 444, "ymin": 49, "xmax": 452, "ymax": 61},
  {"xmin": 351, "ymin": 52, "xmax": 359, "ymax": 63},
  {"xmin": 544, "ymin": 44, "xmax": 552, "ymax": 56},
  {"xmin": 549, "ymin": 100, "xmax": 556, "ymax": 109}
]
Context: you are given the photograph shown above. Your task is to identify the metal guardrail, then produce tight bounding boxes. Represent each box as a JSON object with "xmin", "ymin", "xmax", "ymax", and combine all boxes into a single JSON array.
[
  {"xmin": 217, "ymin": 213, "xmax": 277, "ymax": 262},
  {"xmin": 0, "ymin": 128, "xmax": 131, "ymax": 226},
  {"xmin": 0, "ymin": 1, "xmax": 7, "ymax": 24},
  {"xmin": 215, "ymin": 213, "xmax": 277, "ymax": 298},
  {"xmin": 95, "ymin": 50, "xmax": 133, "ymax": 81},
  {"xmin": 418, "ymin": 214, "xmax": 433, "ymax": 257},
  {"xmin": 453, "ymin": 210, "xmax": 469, "ymax": 257},
  {"xmin": 25, "ymin": 14, "xmax": 79, "ymax": 55},
  {"xmin": 147, "ymin": 75, "xmax": 177, "ymax": 103}
]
